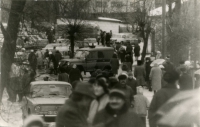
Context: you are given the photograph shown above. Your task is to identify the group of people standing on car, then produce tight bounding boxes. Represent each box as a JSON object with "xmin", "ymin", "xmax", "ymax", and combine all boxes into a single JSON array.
[{"xmin": 97, "ymin": 30, "xmax": 112, "ymax": 46}]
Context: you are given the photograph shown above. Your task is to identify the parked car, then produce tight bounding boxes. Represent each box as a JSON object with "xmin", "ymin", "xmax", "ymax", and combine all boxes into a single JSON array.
[
  {"xmin": 21, "ymin": 81, "xmax": 72, "ymax": 123},
  {"xmin": 59, "ymin": 47, "xmax": 114, "ymax": 75},
  {"xmin": 42, "ymin": 43, "xmax": 79, "ymax": 57},
  {"xmin": 110, "ymin": 33, "xmax": 138, "ymax": 45}
]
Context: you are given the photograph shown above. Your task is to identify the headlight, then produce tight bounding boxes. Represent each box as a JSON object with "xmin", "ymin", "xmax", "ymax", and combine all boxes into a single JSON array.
[{"xmin": 34, "ymin": 105, "xmax": 41, "ymax": 112}]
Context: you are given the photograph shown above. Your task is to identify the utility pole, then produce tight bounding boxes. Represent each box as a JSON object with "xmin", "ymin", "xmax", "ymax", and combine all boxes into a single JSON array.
[{"xmin": 162, "ymin": 0, "xmax": 166, "ymax": 57}]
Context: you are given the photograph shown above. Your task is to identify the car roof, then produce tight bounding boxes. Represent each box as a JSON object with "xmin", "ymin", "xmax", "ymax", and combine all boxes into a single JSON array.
[
  {"xmin": 77, "ymin": 47, "xmax": 114, "ymax": 51},
  {"xmin": 30, "ymin": 81, "xmax": 71, "ymax": 87}
]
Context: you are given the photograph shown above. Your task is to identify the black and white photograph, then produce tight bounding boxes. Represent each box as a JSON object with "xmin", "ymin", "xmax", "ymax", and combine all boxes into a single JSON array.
[{"xmin": 0, "ymin": 0, "xmax": 200, "ymax": 127}]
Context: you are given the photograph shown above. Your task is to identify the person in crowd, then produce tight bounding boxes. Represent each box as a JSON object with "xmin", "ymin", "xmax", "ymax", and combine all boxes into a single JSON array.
[
  {"xmin": 108, "ymin": 77, "xmax": 119, "ymax": 89},
  {"xmin": 150, "ymin": 52, "xmax": 155, "ymax": 61},
  {"xmin": 19, "ymin": 69, "xmax": 35, "ymax": 102},
  {"xmin": 145, "ymin": 57, "xmax": 152, "ymax": 91},
  {"xmin": 163, "ymin": 56, "xmax": 175, "ymax": 73},
  {"xmin": 179, "ymin": 66, "xmax": 193, "ymax": 90},
  {"xmin": 7, "ymin": 62, "xmax": 21, "ymax": 102},
  {"xmin": 23, "ymin": 115, "xmax": 44, "ymax": 127},
  {"xmin": 155, "ymin": 51, "xmax": 162, "ymax": 59},
  {"xmin": 91, "ymin": 68, "xmax": 102, "ymax": 78},
  {"xmin": 134, "ymin": 86, "xmax": 150, "ymax": 127},
  {"xmin": 149, "ymin": 63, "xmax": 162, "ymax": 94},
  {"xmin": 106, "ymin": 32, "xmax": 111, "ymax": 46},
  {"xmin": 55, "ymin": 50, "xmax": 62, "ymax": 71},
  {"xmin": 119, "ymin": 45, "xmax": 126, "ymax": 63},
  {"xmin": 134, "ymin": 60, "xmax": 146, "ymax": 87},
  {"xmin": 114, "ymin": 73, "xmax": 134, "ymax": 107},
  {"xmin": 110, "ymin": 30, "xmax": 112, "ymax": 38},
  {"xmin": 110, "ymin": 54, "xmax": 119, "ymax": 76},
  {"xmin": 44, "ymin": 49, "xmax": 49, "ymax": 59},
  {"xmin": 58, "ymin": 67, "xmax": 69, "ymax": 83},
  {"xmin": 102, "ymin": 65, "xmax": 114, "ymax": 78},
  {"xmin": 43, "ymin": 57, "xmax": 49, "ymax": 70},
  {"xmin": 46, "ymin": 26, "xmax": 55, "ymax": 44},
  {"xmin": 49, "ymin": 51, "xmax": 57, "ymax": 74},
  {"xmin": 100, "ymin": 30, "xmax": 104, "ymax": 46},
  {"xmin": 35, "ymin": 49, "xmax": 43, "ymax": 69},
  {"xmin": 134, "ymin": 42, "xmax": 140, "ymax": 61},
  {"xmin": 88, "ymin": 78, "xmax": 109, "ymax": 124},
  {"xmin": 194, "ymin": 74, "xmax": 200, "ymax": 88},
  {"xmin": 126, "ymin": 72, "xmax": 137, "ymax": 95},
  {"xmin": 115, "ymin": 42, "xmax": 121, "ymax": 53},
  {"xmin": 52, "ymin": 46, "xmax": 56, "ymax": 55},
  {"xmin": 176, "ymin": 60, "xmax": 186, "ymax": 75},
  {"xmin": 97, "ymin": 30, "xmax": 101, "ymax": 45},
  {"xmin": 28, "ymin": 50, "xmax": 37, "ymax": 74},
  {"xmin": 93, "ymin": 89, "xmax": 143, "ymax": 127},
  {"xmin": 148, "ymin": 70, "xmax": 180, "ymax": 127},
  {"xmin": 56, "ymin": 82, "xmax": 95, "ymax": 127},
  {"xmin": 124, "ymin": 53, "xmax": 133, "ymax": 71},
  {"xmin": 69, "ymin": 64, "xmax": 83, "ymax": 84},
  {"xmin": 126, "ymin": 41, "xmax": 133, "ymax": 55}
]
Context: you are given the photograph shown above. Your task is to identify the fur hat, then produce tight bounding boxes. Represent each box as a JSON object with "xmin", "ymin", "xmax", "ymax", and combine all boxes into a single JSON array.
[{"xmin": 73, "ymin": 82, "xmax": 96, "ymax": 99}]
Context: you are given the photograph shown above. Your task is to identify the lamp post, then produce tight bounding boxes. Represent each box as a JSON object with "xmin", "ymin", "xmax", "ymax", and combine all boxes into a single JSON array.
[{"xmin": 162, "ymin": 0, "xmax": 166, "ymax": 57}]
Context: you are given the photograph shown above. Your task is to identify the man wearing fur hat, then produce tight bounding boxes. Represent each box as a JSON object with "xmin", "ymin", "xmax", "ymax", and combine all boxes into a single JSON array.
[
  {"xmin": 114, "ymin": 73, "xmax": 134, "ymax": 107},
  {"xmin": 93, "ymin": 89, "xmax": 143, "ymax": 127},
  {"xmin": 56, "ymin": 82, "xmax": 95, "ymax": 127}
]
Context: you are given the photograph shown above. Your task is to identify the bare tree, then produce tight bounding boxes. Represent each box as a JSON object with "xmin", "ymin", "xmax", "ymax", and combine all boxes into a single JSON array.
[
  {"xmin": 0, "ymin": 0, "xmax": 27, "ymax": 102},
  {"xmin": 123, "ymin": 0, "xmax": 155, "ymax": 61},
  {"xmin": 57, "ymin": 0, "xmax": 91, "ymax": 58}
]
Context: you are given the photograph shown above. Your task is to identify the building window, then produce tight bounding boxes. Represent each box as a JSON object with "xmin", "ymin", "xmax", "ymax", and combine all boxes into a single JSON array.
[{"xmin": 111, "ymin": 1, "xmax": 123, "ymax": 7}]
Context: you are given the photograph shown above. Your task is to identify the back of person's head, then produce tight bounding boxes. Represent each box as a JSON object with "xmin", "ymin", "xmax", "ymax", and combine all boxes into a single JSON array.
[
  {"xmin": 112, "ymin": 53, "xmax": 117, "ymax": 58},
  {"xmin": 88, "ymin": 78, "xmax": 96, "ymax": 85},
  {"xmin": 137, "ymin": 60, "xmax": 143, "ymax": 66},
  {"xmin": 136, "ymin": 86, "xmax": 143, "ymax": 94},
  {"xmin": 108, "ymin": 77, "xmax": 118, "ymax": 89},
  {"xmin": 97, "ymin": 78, "xmax": 109, "ymax": 93},
  {"xmin": 59, "ymin": 67, "xmax": 65, "ymax": 73},
  {"xmin": 163, "ymin": 70, "xmax": 179, "ymax": 84}
]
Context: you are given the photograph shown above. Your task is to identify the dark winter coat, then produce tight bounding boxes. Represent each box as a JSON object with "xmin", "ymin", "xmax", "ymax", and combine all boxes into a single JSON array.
[
  {"xmin": 134, "ymin": 44, "xmax": 140, "ymax": 57},
  {"xmin": 163, "ymin": 62, "xmax": 175, "ymax": 73},
  {"xmin": 69, "ymin": 68, "xmax": 83, "ymax": 83},
  {"xmin": 134, "ymin": 65, "xmax": 146, "ymax": 86},
  {"xmin": 58, "ymin": 73, "xmax": 69, "ymax": 82},
  {"xmin": 56, "ymin": 99, "xmax": 89, "ymax": 127},
  {"xmin": 145, "ymin": 61, "xmax": 152, "ymax": 81},
  {"xmin": 44, "ymin": 51, "xmax": 49, "ymax": 58},
  {"xmin": 179, "ymin": 73, "xmax": 193, "ymax": 90},
  {"xmin": 110, "ymin": 58, "xmax": 119, "ymax": 74},
  {"xmin": 28, "ymin": 52, "xmax": 37, "ymax": 70},
  {"xmin": 126, "ymin": 78, "xmax": 137, "ymax": 95},
  {"xmin": 114, "ymin": 85, "xmax": 134, "ymax": 107},
  {"xmin": 55, "ymin": 51, "xmax": 62, "ymax": 64},
  {"xmin": 93, "ymin": 104, "xmax": 143, "ymax": 127},
  {"xmin": 148, "ymin": 85, "xmax": 179, "ymax": 127},
  {"xmin": 120, "ymin": 50, "xmax": 126, "ymax": 63},
  {"xmin": 126, "ymin": 45, "xmax": 133, "ymax": 54}
]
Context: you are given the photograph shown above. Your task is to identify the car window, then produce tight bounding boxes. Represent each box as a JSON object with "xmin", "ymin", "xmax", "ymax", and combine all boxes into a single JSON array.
[
  {"xmin": 31, "ymin": 84, "xmax": 71, "ymax": 98},
  {"xmin": 75, "ymin": 50, "xmax": 89, "ymax": 59},
  {"xmin": 98, "ymin": 51, "xmax": 104, "ymax": 58}
]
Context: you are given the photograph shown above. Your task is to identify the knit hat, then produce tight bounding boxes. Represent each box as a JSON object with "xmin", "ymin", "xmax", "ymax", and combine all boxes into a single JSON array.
[
  {"xmin": 73, "ymin": 82, "xmax": 96, "ymax": 99},
  {"xmin": 118, "ymin": 73, "xmax": 128, "ymax": 80},
  {"xmin": 23, "ymin": 115, "xmax": 44, "ymax": 127},
  {"xmin": 109, "ymin": 89, "xmax": 125, "ymax": 100}
]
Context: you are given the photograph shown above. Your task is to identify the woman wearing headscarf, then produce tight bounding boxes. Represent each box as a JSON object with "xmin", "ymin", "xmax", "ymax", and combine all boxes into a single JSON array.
[{"xmin": 87, "ymin": 78, "xmax": 109, "ymax": 124}]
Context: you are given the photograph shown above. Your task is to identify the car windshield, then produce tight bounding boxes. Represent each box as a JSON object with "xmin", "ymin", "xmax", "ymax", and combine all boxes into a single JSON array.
[
  {"xmin": 75, "ymin": 50, "xmax": 89, "ymax": 59},
  {"xmin": 31, "ymin": 84, "xmax": 71, "ymax": 98}
]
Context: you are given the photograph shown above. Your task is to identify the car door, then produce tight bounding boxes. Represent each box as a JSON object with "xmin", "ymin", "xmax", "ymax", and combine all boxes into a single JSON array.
[
  {"xmin": 86, "ymin": 51, "xmax": 97, "ymax": 72},
  {"xmin": 96, "ymin": 51, "xmax": 108, "ymax": 70}
]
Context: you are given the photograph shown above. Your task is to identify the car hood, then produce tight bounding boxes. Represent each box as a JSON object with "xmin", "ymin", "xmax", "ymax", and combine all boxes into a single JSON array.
[{"xmin": 29, "ymin": 97, "xmax": 68, "ymax": 105}]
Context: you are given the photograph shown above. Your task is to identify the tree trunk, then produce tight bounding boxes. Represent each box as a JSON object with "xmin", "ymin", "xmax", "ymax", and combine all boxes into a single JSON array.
[
  {"xmin": 0, "ymin": 0, "xmax": 26, "ymax": 102},
  {"xmin": 141, "ymin": 37, "xmax": 148, "ymax": 62},
  {"xmin": 70, "ymin": 35, "xmax": 75, "ymax": 58}
]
